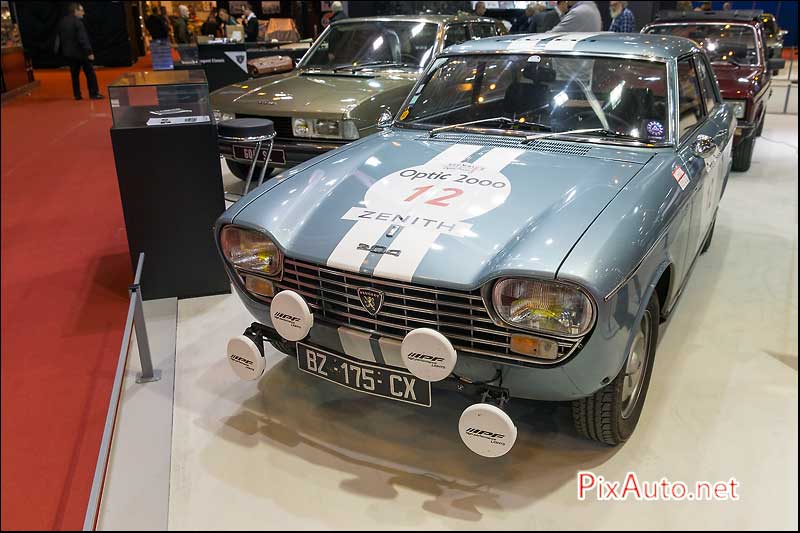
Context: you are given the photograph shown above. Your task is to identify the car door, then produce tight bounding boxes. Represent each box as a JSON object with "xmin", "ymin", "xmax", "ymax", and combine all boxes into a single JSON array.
[
  {"xmin": 695, "ymin": 53, "xmax": 732, "ymax": 217},
  {"xmin": 675, "ymin": 55, "xmax": 721, "ymax": 258}
]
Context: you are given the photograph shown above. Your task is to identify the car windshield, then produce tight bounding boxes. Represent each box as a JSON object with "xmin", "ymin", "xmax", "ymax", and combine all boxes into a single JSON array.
[
  {"xmin": 647, "ymin": 24, "xmax": 760, "ymax": 66},
  {"xmin": 301, "ymin": 21, "xmax": 439, "ymax": 70},
  {"xmin": 397, "ymin": 54, "xmax": 670, "ymax": 145}
]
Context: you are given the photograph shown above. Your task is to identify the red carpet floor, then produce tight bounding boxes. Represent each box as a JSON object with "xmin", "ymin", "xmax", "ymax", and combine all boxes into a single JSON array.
[{"xmin": 1, "ymin": 60, "xmax": 149, "ymax": 530}]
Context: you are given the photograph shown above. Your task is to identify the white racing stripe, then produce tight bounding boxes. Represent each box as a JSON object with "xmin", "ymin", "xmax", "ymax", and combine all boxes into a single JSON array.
[
  {"xmin": 372, "ymin": 147, "xmax": 524, "ymax": 282},
  {"xmin": 326, "ymin": 144, "xmax": 482, "ymax": 272},
  {"xmin": 506, "ymin": 34, "xmax": 562, "ymax": 51},
  {"xmin": 327, "ymin": 221, "xmax": 390, "ymax": 273},
  {"xmin": 371, "ymin": 227, "xmax": 440, "ymax": 282},
  {"xmin": 378, "ymin": 337, "xmax": 405, "ymax": 369},
  {"xmin": 544, "ymin": 32, "xmax": 603, "ymax": 51},
  {"xmin": 338, "ymin": 327, "xmax": 376, "ymax": 363},
  {"xmin": 471, "ymin": 147, "xmax": 526, "ymax": 172}
]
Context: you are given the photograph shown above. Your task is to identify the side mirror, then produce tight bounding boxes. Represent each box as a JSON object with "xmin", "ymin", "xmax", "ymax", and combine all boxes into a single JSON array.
[
  {"xmin": 377, "ymin": 109, "xmax": 393, "ymax": 129},
  {"xmin": 692, "ymin": 134, "xmax": 717, "ymax": 159},
  {"xmin": 768, "ymin": 58, "xmax": 785, "ymax": 72}
]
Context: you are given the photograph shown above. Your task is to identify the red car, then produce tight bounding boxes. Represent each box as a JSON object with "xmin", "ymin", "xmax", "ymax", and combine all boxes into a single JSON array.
[{"xmin": 643, "ymin": 10, "xmax": 785, "ymax": 171}]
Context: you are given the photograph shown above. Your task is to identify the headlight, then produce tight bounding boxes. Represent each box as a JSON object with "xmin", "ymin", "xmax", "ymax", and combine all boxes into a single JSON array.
[
  {"xmin": 492, "ymin": 278, "xmax": 594, "ymax": 336},
  {"xmin": 213, "ymin": 109, "xmax": 236, "ymax": 123},
  {"xmin": 724, "ymin": 100, "xmax": 746, "ymax": 119},
  {"xmin": 292, "ymin": 117, "xmax": 359, "ymax": 140},
  {"xmin": 220, "ymin": 226, "xmax": 282, "ymax": 277}
]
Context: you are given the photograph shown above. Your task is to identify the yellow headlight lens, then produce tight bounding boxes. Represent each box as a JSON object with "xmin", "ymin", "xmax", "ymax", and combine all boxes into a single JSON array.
[
  {"xmin": 493, "ymin": 278, "xmax": 594, "ymax": 336},
  {"xmin": 220, "ymin": 226, "xmax": 282, "ymax": 276}
]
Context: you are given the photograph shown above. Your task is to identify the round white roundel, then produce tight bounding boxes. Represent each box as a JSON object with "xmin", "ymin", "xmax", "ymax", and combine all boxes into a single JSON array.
[
  {"xmin": 364, "ymin": 161, "xmax": 511, "ymax": 224},
  {"xmin": 458, "ymin": 403, "xmax": 517, "ymax": 458},
  {"xmin": 227, "ymin": 335, "xmax": 266, "ymax": 381},
  {"xmin": 270, "ymin": 290, "xmax": 313, "ymax": 341},
  {"xmin": 401, "ymin": 328, "xmax": 457, "ymax": 382}
]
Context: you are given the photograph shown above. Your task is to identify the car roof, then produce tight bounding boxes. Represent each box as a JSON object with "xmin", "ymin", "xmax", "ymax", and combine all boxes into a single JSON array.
[
  {"xmin": 331, "ymin": 14, "xmax": 501, "ymax": 26},
  {"xmin": 652, "ymin": 10, "xmax": 762, "ymax": 26},
  {"xmin": 444, "ymin": 32, "xmax": 699, "ymax": 61}
]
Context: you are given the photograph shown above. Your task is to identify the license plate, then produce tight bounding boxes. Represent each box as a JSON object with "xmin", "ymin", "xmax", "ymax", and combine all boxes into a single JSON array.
[
  {"xmin": 296, "ymin": 343, "xmax": 431, "ymax": 407},
  {"xmin": 233, "ymin": 145, "xmax": 286, "ymax": 164}
]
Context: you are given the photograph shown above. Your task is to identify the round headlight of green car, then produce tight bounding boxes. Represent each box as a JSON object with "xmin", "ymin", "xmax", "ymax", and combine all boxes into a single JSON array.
[
  {"xmin": 220, "ymin": 226, "xmax": 282, "ymax": 277},
  {"xmin": 492, "ymin": 278, "xmax": 594, "ymax": 336}
]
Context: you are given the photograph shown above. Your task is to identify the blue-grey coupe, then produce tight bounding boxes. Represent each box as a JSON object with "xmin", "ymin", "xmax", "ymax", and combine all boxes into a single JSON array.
[{"xmin": 217, "ymin": 32, "xmax": 734, "ymax": 456}]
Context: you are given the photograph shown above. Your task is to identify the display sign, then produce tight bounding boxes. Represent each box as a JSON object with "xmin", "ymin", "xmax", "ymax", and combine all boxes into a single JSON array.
[{"xmin": 146, "ymin": 115, "xmax": 210, "ymax": 126}]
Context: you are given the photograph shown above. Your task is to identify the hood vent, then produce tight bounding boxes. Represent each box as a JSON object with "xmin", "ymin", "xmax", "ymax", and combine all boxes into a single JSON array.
[{"xmin": 418, "ymin": 133, "xmax": 591, "ymax": 157}]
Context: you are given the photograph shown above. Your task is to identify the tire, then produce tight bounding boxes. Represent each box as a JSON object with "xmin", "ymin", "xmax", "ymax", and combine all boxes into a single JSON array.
[
  {"xmin": 226, "ymin": 159, "xmax": 273, "ymax": 182},
  {"xmin": 700, "ymin": 217, "xmax": 715, "ymax": 254},
  {"xmin": 731, "ymin": 135, "xmax": 755, "ymax": 172},
  {"xmin": 571, "ymin": 293, "xmax": 660, "ymax": 446}
]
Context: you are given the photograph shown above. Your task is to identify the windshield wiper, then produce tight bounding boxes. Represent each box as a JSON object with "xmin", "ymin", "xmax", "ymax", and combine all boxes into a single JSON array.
[
  {"xmin": 333, "ymin": 61, "xmax": 408, "ymax": 73},
  {"xmin": 522, "ymin": 128, "xmax": 638, "ymax": 144},
  {"xmin": 429, "ymin": 116, "xmax": 551, "ymax": 138}
]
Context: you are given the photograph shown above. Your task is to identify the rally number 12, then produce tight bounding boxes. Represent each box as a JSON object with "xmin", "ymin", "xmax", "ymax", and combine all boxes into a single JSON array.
[{"xmin": 404, "ymin": 185, "xmax": 463, "ymax": 206}]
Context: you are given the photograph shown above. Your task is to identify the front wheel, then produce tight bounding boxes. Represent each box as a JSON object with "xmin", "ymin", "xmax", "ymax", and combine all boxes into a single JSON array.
[
  {"xmin": 571, "ymin": 293, "xmax": 659, "ymax": 445},
  {"xmin": 731, "ymin": 135, "xmax": 755, "ymax": 172}
]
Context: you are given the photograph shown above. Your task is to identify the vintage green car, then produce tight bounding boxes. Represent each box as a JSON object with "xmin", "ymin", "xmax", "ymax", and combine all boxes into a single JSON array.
[{"xmin": 210, "ymin": 14, "xmax": 507, "ymax": 180}]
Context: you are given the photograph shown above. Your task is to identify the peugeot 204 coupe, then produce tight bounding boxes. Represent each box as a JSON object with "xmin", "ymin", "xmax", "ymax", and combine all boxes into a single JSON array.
[{"xmin": 217, "ymin": 33, "xmax": 734, "ymax": 457}]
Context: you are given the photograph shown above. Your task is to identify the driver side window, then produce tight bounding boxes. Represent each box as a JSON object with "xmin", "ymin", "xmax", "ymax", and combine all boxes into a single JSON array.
[
  {"xmin": 443, "ymin": 24, "xmax": 468, "ymax": 48},
  {"xmin": 677, "ymin": 58, "xmax": 706, "ymax": 140}
]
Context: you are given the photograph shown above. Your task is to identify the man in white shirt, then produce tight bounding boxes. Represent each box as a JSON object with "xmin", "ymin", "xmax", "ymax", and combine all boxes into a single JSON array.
[{"xmin": 550, "ymin": 1, "xmax": 602, "ymax": 32}]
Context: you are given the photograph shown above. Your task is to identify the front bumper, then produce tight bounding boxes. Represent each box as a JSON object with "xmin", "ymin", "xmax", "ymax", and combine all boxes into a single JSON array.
[{"xmin": 219, "ymin": 136, "xmax": 349, "ymax": 168}]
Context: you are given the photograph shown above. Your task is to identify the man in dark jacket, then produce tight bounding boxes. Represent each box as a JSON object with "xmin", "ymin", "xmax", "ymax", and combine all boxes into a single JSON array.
[
  {"xmin": 144, "ymin": 7, "xmax": 169, "ymax": 40},
  {"xmin": 57, "ymin": 3, "xmax": 102, "ymax": 100},
  {"xmin": 242, "ymin": 3, "xmax": 259, "ymax": 42},
  {"xmin": 172, "ymin": 5, "xmax": 193, "ymax": 44},
  {"xmin": 329, "ymin": 1, "xmax": 347, "ymax": 23}
]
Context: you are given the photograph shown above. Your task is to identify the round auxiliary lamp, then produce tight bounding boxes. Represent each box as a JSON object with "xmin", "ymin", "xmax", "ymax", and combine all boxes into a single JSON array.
[{"xmin": 217, "ymin": 118, "xmax": 276, "ymax": 200}]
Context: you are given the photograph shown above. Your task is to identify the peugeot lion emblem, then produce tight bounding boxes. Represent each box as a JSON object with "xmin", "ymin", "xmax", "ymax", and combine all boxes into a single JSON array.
[{"xmin": 357, "ymin": 288, "xmax": 384, "ymax": 316}]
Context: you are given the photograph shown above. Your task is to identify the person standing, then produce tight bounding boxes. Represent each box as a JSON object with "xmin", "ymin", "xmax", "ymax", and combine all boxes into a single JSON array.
[
  {"xmin": 532, "ymin": 4, "xmax": 561, "ymax": 32},
  {"xmin": 144, "ymin": 7, "xmax": 169, "ymax": 40},
  {"xmin": 57, "ymin": 3, "xmax": 102, "ymax": 100},
  {"xmin": 329, "ymin": 1, "xmax": 347, "ymax": 23},
  {"xmin": 474, "ymin": 1, "xmax": 487, "ymax": 17},
  {"xmin": 159, "ymin": 6, "xmax": 173, "ymax": 42},
  {"xmin": 217, "ymin": 8, "xmax": 230, "ymax": 37},
  {"xmin": 200, "ymin": 12, "xmax": 219, "ymax": 37},
  {"xmin": 242, "ymin": 3, "xmax": 259, "ymax": 42},
  {"xmin": 608, "ymin": 1, "xmax": 635, "ymax": 33},
  {"xmin": 172, "ymin": 5, "xmax": 193, "ymax": 44},
  {"xmin": 511, "ymin": 3, "xmax": 540, "ymax": 34},
  {"xmin": 722, "ymin": 2, "xmax": 733, "ymax": 10},
  {"xmin": 549, "ymin": 1, "xmax": 601, "ymax": 32}
]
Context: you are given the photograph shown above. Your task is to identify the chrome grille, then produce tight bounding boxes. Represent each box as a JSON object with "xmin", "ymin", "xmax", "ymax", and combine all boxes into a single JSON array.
[{"xmin": 260, "ymin": 257, "xmax": 578, "ymax": 364}]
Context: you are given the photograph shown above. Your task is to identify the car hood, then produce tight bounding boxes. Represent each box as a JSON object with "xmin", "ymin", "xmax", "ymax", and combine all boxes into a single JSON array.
[
  {"xmin": 711, "ymin": 63, "xmax": 763, "ymax": 98},
  {"xmin": 232, "ymin": 130, "xmax": 652, "ymax": 289},
  {"xmin": 210, "ymin": 69, "xmax": 418, "ymax": 121}
]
